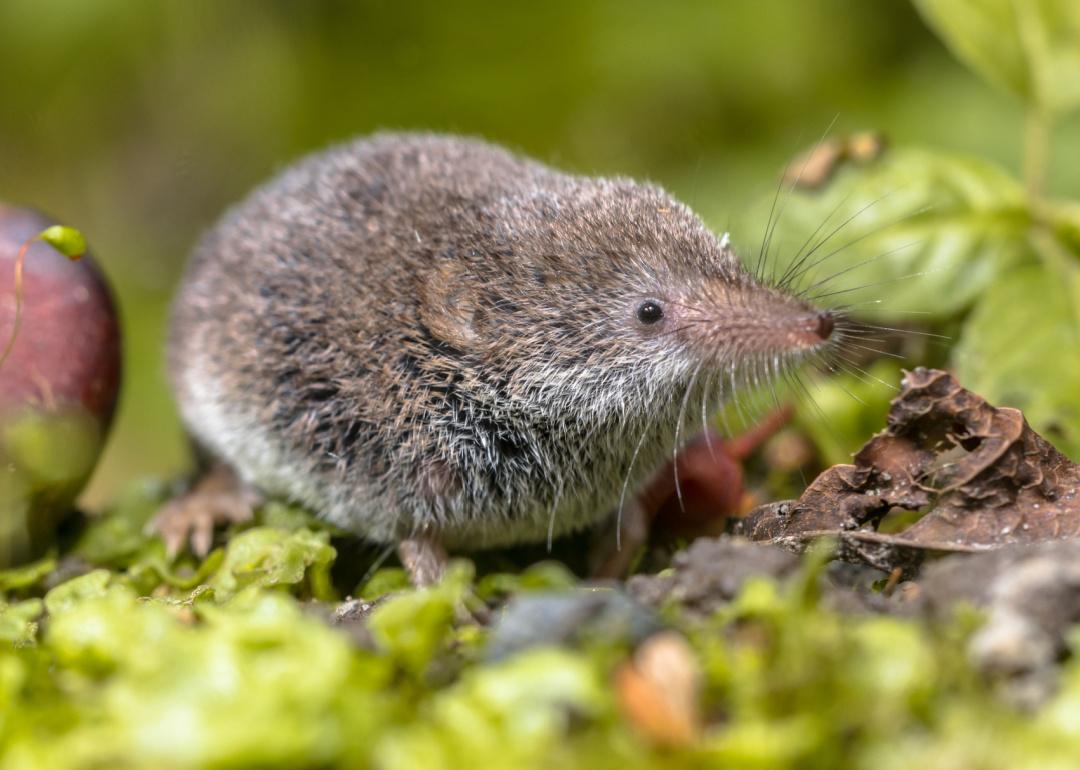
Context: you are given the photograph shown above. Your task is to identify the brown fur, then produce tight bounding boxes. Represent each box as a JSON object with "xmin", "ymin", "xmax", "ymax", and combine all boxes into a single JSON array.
[{"xmin": 169, "ymin": 133, "xmax": 834, "ymax": 548}]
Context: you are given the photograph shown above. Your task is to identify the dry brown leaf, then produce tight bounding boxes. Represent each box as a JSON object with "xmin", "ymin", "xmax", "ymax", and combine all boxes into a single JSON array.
[
  {"xmin": 781, "ymin": 131, "xmax": 887, "ymax": 190},
  {"xmin": 733, "ymin": 368, "xmax": 1080, "ymax": 575}
]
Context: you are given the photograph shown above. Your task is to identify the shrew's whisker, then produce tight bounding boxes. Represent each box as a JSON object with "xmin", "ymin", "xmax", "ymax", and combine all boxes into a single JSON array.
[
  {"xmin": 806, "ymin": 270, "xmax": 934, "ymax": 302},
  {"xmin": 776, "ymin": 189, "xmax": 901, "ymax": 291},
  {"xmin": 796, "ymin": 239, "xmax": 923, "ymax": 297}
]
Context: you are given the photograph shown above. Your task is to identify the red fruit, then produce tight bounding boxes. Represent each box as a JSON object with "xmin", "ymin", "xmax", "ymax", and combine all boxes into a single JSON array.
[{"xmin": 0, "ymin": 204, "xmax": 121, "ymax": 565}]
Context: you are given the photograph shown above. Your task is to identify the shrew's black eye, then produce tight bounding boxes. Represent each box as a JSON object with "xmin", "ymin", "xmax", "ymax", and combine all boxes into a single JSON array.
[{"xmin": 636, "ymin": 299, "xmax": 664, "ymax": 325}]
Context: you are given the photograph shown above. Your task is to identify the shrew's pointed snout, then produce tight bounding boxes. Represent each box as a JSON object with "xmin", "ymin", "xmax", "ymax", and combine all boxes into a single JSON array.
[
  {"xmin": 814, "ymin": 311, "xmax": 835, "ymax": 341},
  {"xmin": 784, "ymin": 308, "xmax": 836, "ymax": 349},
  {"xmin": 681, "ymin": 279, "xmax": 837, "ymax": 355}
]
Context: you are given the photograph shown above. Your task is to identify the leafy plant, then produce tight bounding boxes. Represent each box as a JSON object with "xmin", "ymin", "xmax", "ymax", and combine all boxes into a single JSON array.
[{"xmin": 750, "ymin": 0, "xmax": 1080, "ymax": 459}]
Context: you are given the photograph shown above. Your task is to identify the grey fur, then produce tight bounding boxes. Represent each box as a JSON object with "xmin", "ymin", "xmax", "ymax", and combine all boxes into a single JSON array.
[{"xmin": 170, "ymin": 133, "xmax": 833, "ymax": 548}]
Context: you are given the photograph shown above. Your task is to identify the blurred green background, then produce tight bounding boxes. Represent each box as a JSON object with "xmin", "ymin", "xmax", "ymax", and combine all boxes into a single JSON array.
[{"xmin": 3, "ymin": 0, "xmax": 1079, "ymax": 508}]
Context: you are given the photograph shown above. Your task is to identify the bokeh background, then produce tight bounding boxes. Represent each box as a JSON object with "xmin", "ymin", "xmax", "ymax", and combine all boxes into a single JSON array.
[{"xmin": 3, "ymin": 0, "xmax": 1079, "ymax": 508}]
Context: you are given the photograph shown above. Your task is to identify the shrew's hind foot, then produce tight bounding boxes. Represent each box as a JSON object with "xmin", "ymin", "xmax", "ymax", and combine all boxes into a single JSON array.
[
  {"xmin": 397, "ymin": 531, "xmax": 448, "ymax": 587},
  {"xmin": 150, "ymin": 464, "xmax": 260, "ymax": 558}
]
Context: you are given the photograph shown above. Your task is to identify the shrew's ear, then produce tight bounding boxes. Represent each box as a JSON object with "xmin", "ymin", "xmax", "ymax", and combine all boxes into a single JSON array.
[{"xmin": 419, "ymin": 259, "xmax": 480, "ymax": 349}]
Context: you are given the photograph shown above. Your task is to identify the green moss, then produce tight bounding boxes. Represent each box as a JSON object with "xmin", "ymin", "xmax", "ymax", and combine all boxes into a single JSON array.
[{"xmin": 1, "ymin": 490, "xmax": 1080, "ymax": 769}]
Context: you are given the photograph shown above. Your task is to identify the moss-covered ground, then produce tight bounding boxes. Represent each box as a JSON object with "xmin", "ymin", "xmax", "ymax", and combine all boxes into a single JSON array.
[{"xmin": 2, "ymin": 482, "xmax": 1079, "ymax": 770}]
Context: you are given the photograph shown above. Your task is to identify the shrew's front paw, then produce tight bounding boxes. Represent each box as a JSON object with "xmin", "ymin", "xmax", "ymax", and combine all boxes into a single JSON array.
[{"xmin": 149, "ymin": 464, "xmax": 260, "ymax": 558}]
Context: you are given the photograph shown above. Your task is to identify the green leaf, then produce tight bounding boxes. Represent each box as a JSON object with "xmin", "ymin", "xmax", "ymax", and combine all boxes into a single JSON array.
[
  {"xmin": 0, "ymin": 556, "xmax": 56, "ymax": 595},
  {"xmin": 35, "ymin": 224, "xmax": 87, "ymax": 259},
  {"xmin": 374, "ymin": 648, "xmax": 607, "ymax": 770},
  {"xmin": 0, "ymin": 598, "xmax": 42, "ymax": 645},
  {"xmin": 33, "ymin": 585, "xmax": 394, "ymax": 768},
  {"xmin": 72, "ymin": 479, "xmax": 166, "ymax": 566},
  {"xmin": 474, "ymin": 560, "xmax": 578, "ymax": 602},
  {"xmin": 43, "ymin": 568, "xmax": 118, "ymax": 616},
  {"xmin": 953, "ymin": 264, "xmax": 1080, "ymax": 458},
  {"xmin": 745, "ymin": 148, "xmax": 1029, "ymax": 320},
  {"xmin": 358, "ymin": 567, "xmax": 412, "ymax": 600},
  {"xmin": 208, "ymin": 527, "xmax": 337, "ymax": 601},
  {"xmin": 795, "ymin": 360, "xmax": 904, "ymax": 466},
  {"xmin": 913, "ymin": 0, "xmax": 1080, "ymax": 114},
  {"xmin": 367, "ymin": 561, "xmax": 473, "ymax": 676},
  {"xmin": 1045, "ymin": 199, "xmax": 1080, "ymax": 253}
]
